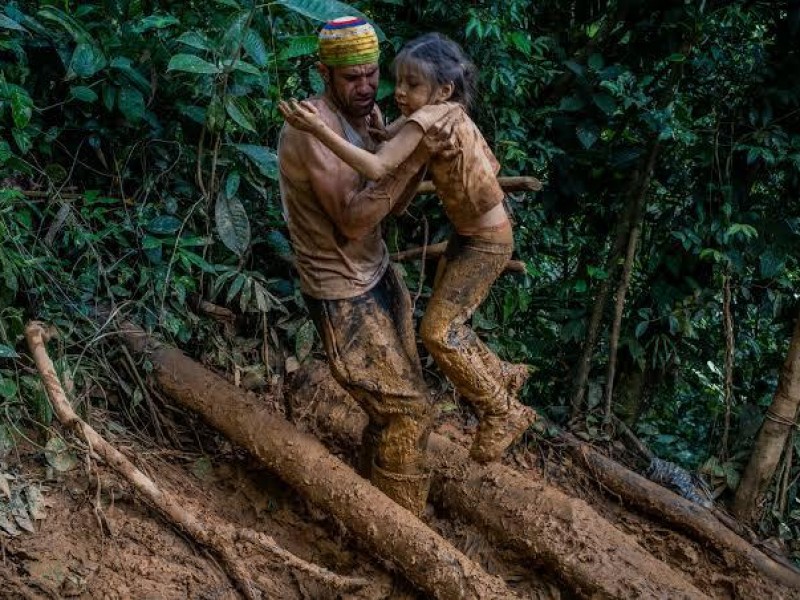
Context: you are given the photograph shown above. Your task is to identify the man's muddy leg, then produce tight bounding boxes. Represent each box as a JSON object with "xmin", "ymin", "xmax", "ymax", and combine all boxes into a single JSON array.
[{"xmin": 305, "ymin": 271, "xmax": 435, "ymax": 515}]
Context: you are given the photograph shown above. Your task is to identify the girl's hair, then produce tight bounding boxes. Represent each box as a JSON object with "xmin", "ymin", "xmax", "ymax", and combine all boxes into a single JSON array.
[{"xmin": 393, "ymin": 33, "xmax": 477, "ymax": 110}]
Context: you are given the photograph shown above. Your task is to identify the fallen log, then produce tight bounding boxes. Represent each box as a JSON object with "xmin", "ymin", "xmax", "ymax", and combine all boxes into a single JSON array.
[
  {"xmin": 25, "ymin": 322, "xmax": 368, "ymax": 600},
  {"xmin": 415, "ymin": 175, "xmax": 542, "ymax": 195},
  {"xmin": 116, "ymin": 322, "xmax": 518, "ymax": 600},
  {"xmin": 290, "ymin": 362, "xmax": 709, "ymax": 599},
  {"xmin": 390, "ymin": 242, "xmax": 527, "ymax": 274},
  {"xmin": 560, "ymin": 433, "xmax": 800, "ymax": 590}
]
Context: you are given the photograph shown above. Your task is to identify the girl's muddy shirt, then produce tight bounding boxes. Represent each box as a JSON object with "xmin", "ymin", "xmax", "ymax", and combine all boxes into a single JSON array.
[{"xmin": 408, "ymin": 102, "xmax": 505, "ymax": 232}]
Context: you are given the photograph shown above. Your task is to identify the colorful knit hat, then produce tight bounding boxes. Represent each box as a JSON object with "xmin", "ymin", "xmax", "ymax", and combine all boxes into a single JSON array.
[{"xmin": 318, "ymin": 16, "xmax": 380, "ymax": 67}]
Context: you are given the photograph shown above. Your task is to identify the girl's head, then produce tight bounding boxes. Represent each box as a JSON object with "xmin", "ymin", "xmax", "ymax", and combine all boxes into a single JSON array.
[{"xmin": 392, "ymin": 33, "xmax": 476, "ymax": 116}]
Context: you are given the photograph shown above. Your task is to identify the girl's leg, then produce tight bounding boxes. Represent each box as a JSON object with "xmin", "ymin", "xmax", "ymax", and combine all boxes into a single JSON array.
[{"xmin": 420, "ymin": 235, "xmax": 536, "ymax": 462}]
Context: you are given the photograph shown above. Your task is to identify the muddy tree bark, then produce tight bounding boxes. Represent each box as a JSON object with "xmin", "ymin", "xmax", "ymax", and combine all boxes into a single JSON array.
[
  {"xmin": 290, "ymin": 363, "xmax": 710, "ymax": 599},
  {"xmin": 293, "ymin": 361, "xmax": 800, "ymax": 594},
  {"xmin": 116, "ymin": 322, "xmax": 517, "ymax": 600},
  {"xmin": 733, "ymin": 311, "xmax": 800, "ymax": 523}
]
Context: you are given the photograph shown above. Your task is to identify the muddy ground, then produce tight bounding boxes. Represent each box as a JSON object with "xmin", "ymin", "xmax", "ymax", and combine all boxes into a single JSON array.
[{"xmin": 0, "ymin": 387, "xmax": 797, "ymax": 599}]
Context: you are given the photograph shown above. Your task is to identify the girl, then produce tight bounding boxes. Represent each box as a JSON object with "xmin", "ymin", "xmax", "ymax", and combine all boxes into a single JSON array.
[{"xmin": 279, "ymin": 32, "xmax": 536, "ymax": 463}]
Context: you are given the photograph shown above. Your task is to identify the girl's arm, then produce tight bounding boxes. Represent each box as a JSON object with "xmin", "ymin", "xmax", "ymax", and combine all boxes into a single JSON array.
[{"xmin": 279, "ymin": 99, "xmax": 423, "ymax": 181}]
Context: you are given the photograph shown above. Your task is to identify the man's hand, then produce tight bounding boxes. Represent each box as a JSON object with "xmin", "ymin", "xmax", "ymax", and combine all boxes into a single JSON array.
[{"xmin": 278, "ymin": 99, "xmax": 325, "ymax": 134}]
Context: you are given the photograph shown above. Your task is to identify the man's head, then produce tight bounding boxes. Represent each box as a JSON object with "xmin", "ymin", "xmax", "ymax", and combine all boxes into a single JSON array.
[{"xmin": 317, "ymin": 17, "xmax": 380, "ymax": 118}]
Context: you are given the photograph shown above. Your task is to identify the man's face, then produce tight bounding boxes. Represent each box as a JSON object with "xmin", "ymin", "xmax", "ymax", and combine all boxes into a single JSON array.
[{"xmin": 323, "ymin": 63, "xmax": 379, "ymax": 118}]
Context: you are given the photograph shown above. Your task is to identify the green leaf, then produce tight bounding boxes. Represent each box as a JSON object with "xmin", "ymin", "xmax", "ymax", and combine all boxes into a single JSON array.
[
  {"xmin": 234, "ymin": 144, "xmax": 278, "ymax": 180},
  {"xmin": 635, "ymin": 321, "xmax": 648, "ymax": 339},
  {"xmin": 215, "ymin": 192, "xmax": 251, "ymax": 257},
  {"xmin": 131, "ymin": 14, "xmax": 180, "ymax": 34},
  {"xmin": 68, "ymin": 43, "xmax": 107, "ymax": 79},
  {"xmin": 0, "ymin": 141, "xmax": 12, "ymax": 165},
  {"xmin": 576, "ymin": 125, "xmax": 598, "ymax": 149},
  {"xmin": 592, "ymin": 93, "xmax": 616, "ymax": 115},
  {"xmin": 102, "ymin": 85, "xmax": 117, "ymax": 111},
  {"xmin": 225, "ymin": 97, "xmax": 256, "ymax": 132},
  {"xmin": 70, "ymin": 85, "xmax": 98, "ymax": 103},
  {"xmin": 0, "ymin": 376, "xmax": 16, "ymax": 400},
  {"xmin": 243, "ymin": 29, "xmax": 269, "ymax": 66},
  {"xmin": 118, "ymin": 87, "xmax": 146, "ymax": 122},
  {"xmin": 109, "ymin": 57, "xmax": 151, "ymax": 93},
  {"xmin": 147, "ymin": 215, "xmax": 182, "ymax": 234},
  {"xmin": 279, "ymin": 35, "xmax": 319, "ymax": 60},
  {"xmin": 12, "ymin": 129, "xmax": 32, "ymax": 154},
  {"xmin": 0, "ymin": 344, "xmax": 19, "ymax": 359},
  {"xmin": 725, "ymin": 223, "xmax": 758, "ymax": 241},
  {"xmin": 0, "ymin": 14, "xmax": 27, "ymax": 32},
  {"xmin": 225, "ymin": 171, "xmax": 241, "ymax": 198},
  {"xmin": 176, "ymin": 31, "xmax": 212, "ymax": 52},
  {"xmin": 167, "ymin": 54, "xmax": 220, "ymax": 75},
  {"xmin": 759, "ymin": 251, "xmax": 784, "ymax": 279},
  {"xmin": 559, "ymin": 96, "xmax": 585, "ymax": 111},
  {"xmin": 588, "ymin": 53, "xmax": 604, "ymax": 71},
  {"xmin": 276, "ymin": 0, "xmax": 385, "ymax": 41},
  {"xmin": 10, "ymin": 88, "xmax": 33, "ymax": 129},
  {"xmin": 37, "ymin": 6, "xmax": 91, "ymax": 42}
]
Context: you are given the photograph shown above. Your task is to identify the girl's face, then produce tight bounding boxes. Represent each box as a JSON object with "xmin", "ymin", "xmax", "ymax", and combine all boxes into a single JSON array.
[{"xmin": 394, "ymin": 63, "xmax": 449, "ymax": 116}]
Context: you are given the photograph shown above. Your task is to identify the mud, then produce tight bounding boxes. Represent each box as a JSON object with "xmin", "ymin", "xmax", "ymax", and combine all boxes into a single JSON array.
[
  {"xmin": 290, "ymin": 363, "xmax": 708, "ymax": 599},
  {"xmin": 0, "ymin": 431, "xmax": 398, "ymax": 599},
  {"xmin": 120, "ymin": 325, "xmax": 520, "ymax": 600}
]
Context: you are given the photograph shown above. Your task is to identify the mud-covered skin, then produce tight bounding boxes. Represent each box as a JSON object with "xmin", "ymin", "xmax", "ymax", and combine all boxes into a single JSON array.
[
  {"xmin": 421, "ymin": 233, "xmax": 536, "ymax": 461},
  {"xmin": 306, "ymin": 266, "xmax": 436, "ymax": 506}
]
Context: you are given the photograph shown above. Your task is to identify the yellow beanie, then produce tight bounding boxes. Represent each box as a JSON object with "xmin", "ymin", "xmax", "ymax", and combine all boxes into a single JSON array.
[{"xmin": 318, "ymin": 16, "xmax": 380, "ymax": 67}]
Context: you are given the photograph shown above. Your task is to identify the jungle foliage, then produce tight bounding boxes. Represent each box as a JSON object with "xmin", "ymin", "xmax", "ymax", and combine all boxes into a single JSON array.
[{"xmin": 1, "ymin": 0, "xmax": 799, "ymax": 558}]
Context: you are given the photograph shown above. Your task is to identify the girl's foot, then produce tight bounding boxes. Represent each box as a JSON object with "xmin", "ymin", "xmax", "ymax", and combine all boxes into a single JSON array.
[{"xmin": 469, "ymin": 401, "xmax": 538, "ymax": 464}]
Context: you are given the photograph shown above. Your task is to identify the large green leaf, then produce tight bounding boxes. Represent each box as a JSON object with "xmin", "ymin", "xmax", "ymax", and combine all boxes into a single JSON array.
[
  {"xmin": 276, "ymin": 0, "xmax": 385, "ymax": 41},
  {"xmin": 118, "ymin": 87, "xmax": 146, "ymax": 122},
  {"xmin": 37, "ymin": 6, "xmax": 91, "ymax": 42},
  {"xmin": 243, "ymin": 29, "xmax": 269, "ymax": 67},
  {"xmin": 68, "ymin": 43, "xmax": 107, "ymax": 79},
  {"xmin": 10, "ymin": 88, "xmax": 33, "ymax": 129},
  {"xmin": 175, "ymin": 31, "xmax": 212, "ymax": 52},
  {"xmin": 0, "ymin": 344, "xmax": 19, "ymax": 359},
  {"xmin": 0, "ymin": 14, "xmax": 26, "ymax": 32},
  {"xmin": 279, "ymin": 35, "xmax": 318, "ymax": 60},
  {"xmin": 131, "ymin": 14, "xmax": 180, "ymax": 34},
  {"xmin": 234, "ymin": 144, "xmax": 278, "ymax": 180},
  {"xmin": 215, "ymin": 192, "xmax": 251, "ymax": 257},
  {"xmin": 167, "ymin": 54, "xmax": 220, "ymax": 75},
  {"xmin": 225, "ymin": 97, "xmax": 256, "ymax": 132}
]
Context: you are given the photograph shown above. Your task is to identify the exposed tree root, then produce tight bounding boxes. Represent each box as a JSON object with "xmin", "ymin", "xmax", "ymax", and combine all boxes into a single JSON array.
[
  {"xmin": 115, "ymin": 321, "xmax": 520, "ymax": 600},
  {"xmin": 290, "ymin": 361, "xmax": 709, "ymax": 600},
  {"xmin": 24, "ymin": 321, "xmax": 368, "ymax": 600},
  {"xmin": 558, "ymin": 431, "xmax": 800, "ymax": 589}
]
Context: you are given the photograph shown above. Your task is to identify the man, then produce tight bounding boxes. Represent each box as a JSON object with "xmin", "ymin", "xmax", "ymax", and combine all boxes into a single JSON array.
[{"xmin": 277, "ymin": 16, "xmax": 435, "ymax": 516}]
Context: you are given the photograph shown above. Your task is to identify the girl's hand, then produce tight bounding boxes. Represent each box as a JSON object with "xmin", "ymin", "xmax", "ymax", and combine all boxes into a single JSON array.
[{"xmin": 278, "ymin": 99, "xmax": 324, "ymax": 134}]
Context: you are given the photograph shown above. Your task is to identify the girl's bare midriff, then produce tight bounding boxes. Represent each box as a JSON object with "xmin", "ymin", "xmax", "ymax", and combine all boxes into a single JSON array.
[{"xmin": 456, "ymin": 203, "xmax": 513, "ymax": 244}]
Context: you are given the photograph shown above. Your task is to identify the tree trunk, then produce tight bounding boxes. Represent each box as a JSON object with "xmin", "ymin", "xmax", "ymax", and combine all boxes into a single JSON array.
[
  {"xmin": 290, "ymin": 362, "xmax": 710, "ymax": 599},
  {"xmin": 733, "ymin": 311, "xmax": 800, "ymax": 523},
  {"xmin": 117, "ymin": 323, "xmax": 516, "ymax": 600}
]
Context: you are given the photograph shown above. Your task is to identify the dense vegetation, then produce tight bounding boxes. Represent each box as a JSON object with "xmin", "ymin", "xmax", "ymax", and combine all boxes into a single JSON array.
[{"xmin": 1, "ymin": 0, "xmax": 798, "ymax": 559}]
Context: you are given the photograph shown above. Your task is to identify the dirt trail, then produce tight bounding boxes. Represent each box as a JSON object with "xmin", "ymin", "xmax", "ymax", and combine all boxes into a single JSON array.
[{"xmin": 3, "ymin": 342, "xmax": 799, "ymax": 599}]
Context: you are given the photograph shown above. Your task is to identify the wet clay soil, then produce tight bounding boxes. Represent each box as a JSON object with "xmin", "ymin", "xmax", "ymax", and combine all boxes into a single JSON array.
[
  {"xmin": 3, "ymin": 387, "xmax": 799, "ymax": 599},
  {"xmin": 0, "ymin": 408, "xmax": 554, "ymax": 600}
]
